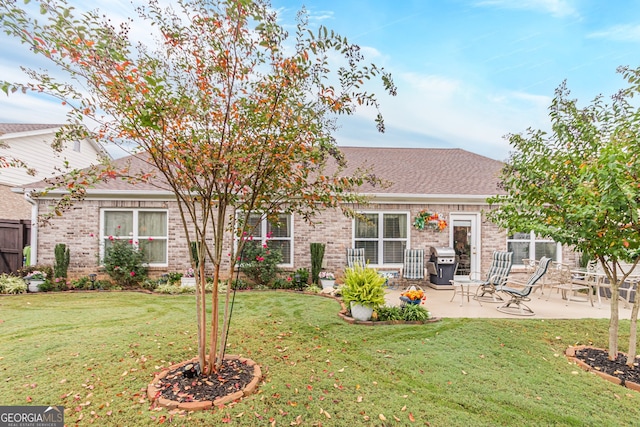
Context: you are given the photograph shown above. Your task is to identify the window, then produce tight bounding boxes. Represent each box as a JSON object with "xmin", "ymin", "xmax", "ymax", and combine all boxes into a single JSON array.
[
  {"xmin": 101, "ymin": 209, "xmax": 168, "ymax": 265},
  {"xmin": 73, "ymin": 140, "xmax": 81, "ymax": 152},
  {"xmin": 507, "ymin": 231, "xmax": 560, "ymax": 264},
  {"xmin": 243, "ymin": 213, "xmax": 293, "ymax": 265},
  {"xmin": 354, "ymin": 212, "xmax": 408, "ymax": 265}
]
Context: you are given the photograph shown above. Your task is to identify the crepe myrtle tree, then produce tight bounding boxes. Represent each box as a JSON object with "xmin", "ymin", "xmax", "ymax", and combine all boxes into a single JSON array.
[
  {"xmin": 487, "ymin": 76, "xmax": 640, "ymax": 364},
  {"xmin": 0, "ymin": 0, "xmax": 395, "ymax": 374}
]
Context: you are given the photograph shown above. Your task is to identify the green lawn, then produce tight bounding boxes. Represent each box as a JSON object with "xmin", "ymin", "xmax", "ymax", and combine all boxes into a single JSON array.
[{"xmin": 1, "ymin": 291, "xmax": 639, "ymax": 426}]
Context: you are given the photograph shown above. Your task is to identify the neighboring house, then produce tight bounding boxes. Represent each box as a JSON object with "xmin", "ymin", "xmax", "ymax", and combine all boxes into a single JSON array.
[
  {"xmin": 15, "ymin": 146, "xmax": 576, "ymax": 281},
  {"xmin": 0, "ymin": 123, "xmax": 110, "ymax": 273}
]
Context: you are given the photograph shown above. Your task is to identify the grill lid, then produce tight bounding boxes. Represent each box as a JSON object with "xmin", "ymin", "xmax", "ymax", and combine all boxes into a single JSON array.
[{"xmin": 430, "ymin": 246, "xmax": 456, "ymax": 258}]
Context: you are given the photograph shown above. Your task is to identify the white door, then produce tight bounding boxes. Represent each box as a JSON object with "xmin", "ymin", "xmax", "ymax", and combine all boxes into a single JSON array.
[{"xmin": 449, "ymin": 213, "xmax": 481, "ymax": 279}]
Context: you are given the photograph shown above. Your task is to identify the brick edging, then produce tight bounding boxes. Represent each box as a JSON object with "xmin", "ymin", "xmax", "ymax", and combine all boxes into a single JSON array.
[
  {"xmin": 565, "ymin": 345, "xmax": 640, "ymax": 391},
  {"xmin": 147, "ymin": 354, "xmax": 262, "ymax": 411}
]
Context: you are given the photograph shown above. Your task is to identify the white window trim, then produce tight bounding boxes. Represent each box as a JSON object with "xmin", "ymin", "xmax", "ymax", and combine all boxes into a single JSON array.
[
  {"xmin": 353, "ymin": 211, "xmax": 410, "ymax": 268},
  {"xmin": 100, "ymin": 208, "xmax": 169, "ymax": 267},
  {"xmin": 236, "ymin": 212, "xmax": 294, "ymax": 268},
  {"xmin": 507, "ymin": 231, "xmax": 562, "ymax": 265}
]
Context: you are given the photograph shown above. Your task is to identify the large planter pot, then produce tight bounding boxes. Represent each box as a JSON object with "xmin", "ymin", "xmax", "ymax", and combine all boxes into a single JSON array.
[
  {"xmin": 350, "ymin": 302, "xmax": 373, "ymax": 321},
  {"xmin": 27, "ymin": 280, "xmax": 44, "ymax": 293},
  {"xmin": 320, "ymin": 279, "xmax": 336, "ymax": 290},
  {"xmin": 181, "ymin": 277, "xmax": 196, "ymax": 287}
]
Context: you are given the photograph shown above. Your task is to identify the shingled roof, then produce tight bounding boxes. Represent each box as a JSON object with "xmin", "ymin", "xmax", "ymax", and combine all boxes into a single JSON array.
[
  {"xmin": 339, "ymin": 147, "xmax": 504, "ymax": 196},
  {"xmin": 0, "ymin": 123, "xmax": 65, "ymax": 136},
  {"xmin": 19, "ymin": 146, "xmax": 505, "ymax": 198}
]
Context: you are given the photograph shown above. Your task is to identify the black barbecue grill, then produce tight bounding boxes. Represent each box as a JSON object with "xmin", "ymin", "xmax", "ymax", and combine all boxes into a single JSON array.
[{"xmin": 427, "ymin": 246, "xmax": 457, "ymax": 288}]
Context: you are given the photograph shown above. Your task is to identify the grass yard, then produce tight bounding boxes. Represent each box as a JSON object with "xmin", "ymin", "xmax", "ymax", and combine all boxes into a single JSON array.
[{"xmin": 1, "ymin": 291, "xmax": 640, "ymax": 426}]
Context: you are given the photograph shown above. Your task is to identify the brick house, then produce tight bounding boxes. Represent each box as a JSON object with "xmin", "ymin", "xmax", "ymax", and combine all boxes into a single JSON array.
[{"xmin": 14, "ymin": 146, "xmax": 575, "ymax": 281}]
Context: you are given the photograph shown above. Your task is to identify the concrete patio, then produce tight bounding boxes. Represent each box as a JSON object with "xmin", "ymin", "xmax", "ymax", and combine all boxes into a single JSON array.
[{"xmin": 384, "ymin": 282, "xmax": 626, "ymax": 319}]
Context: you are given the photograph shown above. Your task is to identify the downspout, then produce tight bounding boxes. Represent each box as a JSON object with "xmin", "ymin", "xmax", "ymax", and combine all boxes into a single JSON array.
[{"xmin": 24, "ymin": 190, "xmax": 38, "ymax": 266}]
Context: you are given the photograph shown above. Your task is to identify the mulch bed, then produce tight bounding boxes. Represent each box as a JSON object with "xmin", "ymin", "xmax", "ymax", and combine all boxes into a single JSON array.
[
  {"xmin": 569, "ymin": 346, "xmax": 640, "ymax": 389},
  {"xmin": 148, "ymin": 355, "xmax": 262, "ymax": 411},
  {"xmin": 156, "ymin": 359, "xmax": 254, "ymax": 403}
]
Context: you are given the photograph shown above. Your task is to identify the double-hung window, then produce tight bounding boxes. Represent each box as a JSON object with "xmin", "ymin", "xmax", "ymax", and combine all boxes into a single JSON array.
[
  {"xmin": 243, "ymin": 213, "xmax": 293, "ymax": 266},
  {"xmin": 507, "ymin": 231, "xmax": 560, "ymax": 265},
  {"xmin": 101, "ymin": 209, "xmax": 168, "ymax": 265},
  {"xmin": 354, "ymin": 212, "xmax": 408, "ymax": 266}
]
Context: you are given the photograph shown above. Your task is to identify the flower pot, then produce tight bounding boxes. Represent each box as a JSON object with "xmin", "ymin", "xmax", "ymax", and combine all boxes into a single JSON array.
[
  {"xmin": 181, "ymin": 277, "xmax": 196, "ymax": 287},
  {"xmin": 27, "ymin": 279, "xmax": 44, "ymax": 293},
  {"xmin": 320, "ymin": 279, "xmax": 335, "ymax": 290},
  {"xmin": 350, "ymin": 302, "xmax": 373, "ymax": 321}
]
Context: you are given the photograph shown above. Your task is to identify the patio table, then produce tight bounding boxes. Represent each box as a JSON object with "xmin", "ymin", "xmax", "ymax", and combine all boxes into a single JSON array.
[{"xmin": 449, "ymin": 277, "xmax": 483, "ymax": 307}]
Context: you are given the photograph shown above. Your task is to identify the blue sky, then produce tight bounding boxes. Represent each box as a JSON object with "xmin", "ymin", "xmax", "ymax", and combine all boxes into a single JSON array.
[{"xmin": 1, "ymin": 0, "xmax": 639, "ymax": 160}]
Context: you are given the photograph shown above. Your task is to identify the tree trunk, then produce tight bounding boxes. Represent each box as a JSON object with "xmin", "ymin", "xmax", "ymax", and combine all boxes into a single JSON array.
[
  {"xmin": 195, "ymin": 271, "xmax": 206, "ymax": 375},
  {"xmin": 216, "ymin": 262, "xmax": 236, "ymax": 370},
  {"xmin": 208, "ymin": 263, "xmax": 221, "ymax": 374},
  {"xmin": 608, "ymin": 279, "xmax": 621, "ymax": 360},
  {"xmin": 198, "ymin": 264, "xmax": 207, "ymax": 374},
  {"xmin": 627, "ymin": 283, "xmax": 639, "ymax": 366}
]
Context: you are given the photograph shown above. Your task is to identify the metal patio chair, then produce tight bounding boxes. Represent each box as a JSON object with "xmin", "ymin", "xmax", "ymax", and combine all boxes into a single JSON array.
[
  {"xmin": 401, "ymin": 249, "xmax": 426, "ymax": 282},
  {"xmin": 497, "ymin": 256, "xmax": 552, "ymax": 316},
  {"xmin": 474, "ymin": 251, "xmax": 513, "ymax": 303},
  {"xmin": 346, "ymin": 248, "xmax": 366, "ymax": 268}
]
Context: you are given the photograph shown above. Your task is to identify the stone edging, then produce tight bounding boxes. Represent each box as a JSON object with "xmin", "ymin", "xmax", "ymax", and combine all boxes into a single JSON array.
[
  {"xmin": 147, "ymin": 354, "xmax": 262, "ymax": 411},
  {"xmin": 565, "ymin": 345, "xmax": 640, "ymax": 392}
]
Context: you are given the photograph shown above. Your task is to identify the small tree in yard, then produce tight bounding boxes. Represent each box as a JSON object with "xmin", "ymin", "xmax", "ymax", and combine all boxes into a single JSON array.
[
  {"xmin": 0, "ymin": 0, "xmax": 395, "ymax": 374},
  {"xmin": 488, "ymin": 76, "xmax": 640, "ymax": 364}
]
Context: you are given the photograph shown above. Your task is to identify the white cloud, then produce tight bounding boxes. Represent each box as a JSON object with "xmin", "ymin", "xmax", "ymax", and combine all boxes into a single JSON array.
[
  {"xmin": 474, "ymin": 0, "xmax": 578, "ymax": 18},
  {"xmin": 587, "ymin": 24, "xmax": 640, "ymax": 42}
]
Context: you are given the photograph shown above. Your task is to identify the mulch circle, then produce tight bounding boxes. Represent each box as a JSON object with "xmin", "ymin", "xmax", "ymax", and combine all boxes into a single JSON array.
[
  {"xmin": 147, "ymin": 355, "xmax": 262, "ymax": 411},
  {"xmin": 566, "ymin": 346, "xmax": 640, "ymax": 390}
]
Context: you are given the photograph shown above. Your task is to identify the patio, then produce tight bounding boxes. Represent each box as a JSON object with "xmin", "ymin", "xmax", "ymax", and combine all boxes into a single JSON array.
[{"xmin": 384, "ymin": 284, "xmax": 622, "ymax": 319}]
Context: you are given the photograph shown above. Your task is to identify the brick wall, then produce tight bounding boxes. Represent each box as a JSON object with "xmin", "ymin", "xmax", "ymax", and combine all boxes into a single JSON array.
[{"xmin": 34, "ymin": 197, "xmax": 578, "ymax": 281}]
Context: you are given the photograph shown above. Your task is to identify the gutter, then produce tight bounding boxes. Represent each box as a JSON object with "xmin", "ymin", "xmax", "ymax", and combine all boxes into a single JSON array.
[{"xmin": 24, "ymin": 190, "xmax": 38, "ymax": 266}]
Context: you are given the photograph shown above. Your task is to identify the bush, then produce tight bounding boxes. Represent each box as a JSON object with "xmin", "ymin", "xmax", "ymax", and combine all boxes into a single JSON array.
[
  {"xmin": 293, "ymin": 268, "xmax": 309, "ymax": 290},
  {"xmin": 156, "ymin": 284, "xmax": 195, "ymax": 294},
  {"xmin": 54, "ymin": 243, "xmax": 70, "ymax": 279},
  {"xmin": 376, "ymin": 305, "xmax": 403, "ymax": 321},
  {"xmin": 102, "ymin": 239, "xmax": 147, "ymax": 287},
  {"xmin": 0, "ymin": 274, "xmax": 27, "ymax": 294},
  {"xmin": 271, "ymin": 276, "xmax": 296, "ymax": 289},
  {"xmin": 400, "ymin": 304, "xmax": 431, "ymax": 321},
  {"xmin": 240, "ymin": 241, "xmax": 282, "ymax": 286}
]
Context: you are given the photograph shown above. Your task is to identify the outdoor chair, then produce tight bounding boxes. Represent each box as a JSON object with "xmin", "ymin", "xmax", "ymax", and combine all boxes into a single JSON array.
[
  {"xmin": 546, "ymin": 262, "xmax": 593, "ymax": 306},
  {"xmin": 346, "ymin": 248, "xmax": 366, "ymax": 269},
  {"xmin": 474, "ymin": 251, "xmax": 513, "ymax": 303},
  {"xmin": 497, "ymin": 256, "xmax": 552, "ymax": 316},
  {"xmin": 401, "ymin": 249, "xmax": 426, "ymax": 283}
]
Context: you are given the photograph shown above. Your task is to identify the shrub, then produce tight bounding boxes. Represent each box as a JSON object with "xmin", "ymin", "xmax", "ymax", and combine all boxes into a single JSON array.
[
  {"xmin": 401, "ymin": 304, "xmax": 431, "ymax": 321},
  {"xmin": 156, "ymin": 284, "xmax": 195, "ymax": 294},
  {"xmin": 0, "ymin": 274, "xmax": 27, "ymax": 294},
  {"xmin": 376, "ymin": 305, "xmax": 403, "ymax": 321},
  {"xmin": 240, "ymin": 241, "xmax": 282, "ymax": 286},
  {"xmin": 102, "ymin": 239, "xmax": 147, "ymax": 287},
  {"xmin": 71, "ymin": 276, "xmax": 93, "ymax": 290},
  {"xmin": 54, "ymin": 243, "xmax": 70, "ymax": 279},
  {"xmin": 271, "ymin": 276, "xmax": 296, "ymax": 290},
  {"xmin": 293, "ymin": 268, "xmax": 309, "ymax": 290}
]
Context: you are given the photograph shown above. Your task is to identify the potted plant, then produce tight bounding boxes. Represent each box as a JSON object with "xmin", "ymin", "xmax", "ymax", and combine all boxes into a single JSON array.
[
  {"xmin": 400, "ymin": 287, "xmax": 425, "ymax": 305},
  {"xmin": 341, "ymin": 264, "xmax": 386, "ymax": 321},
  {"xmin": 180, "ymin": 268, "xmax": 196, "ymax": 287},
  {"xmin": 319, "ymin": 271, "xmax": 336, "ymax": 290},
  {"xmin": 24, "ymin": 270, "xmax": 47, "ymax": 292}
]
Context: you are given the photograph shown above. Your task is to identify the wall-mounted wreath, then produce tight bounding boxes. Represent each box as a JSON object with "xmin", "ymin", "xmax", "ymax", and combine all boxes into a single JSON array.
[{"xmin": 413, "ymin": 210, "xmax": 448, "ymax": 231}]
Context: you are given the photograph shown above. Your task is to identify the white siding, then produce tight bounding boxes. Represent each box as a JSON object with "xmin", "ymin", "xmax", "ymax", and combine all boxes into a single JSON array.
[{"xmin": 0, "ymin": 128, "xmax": 105, "ymax": 186}]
